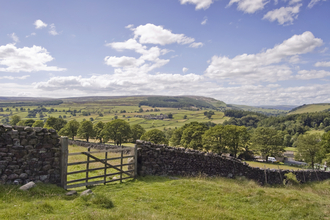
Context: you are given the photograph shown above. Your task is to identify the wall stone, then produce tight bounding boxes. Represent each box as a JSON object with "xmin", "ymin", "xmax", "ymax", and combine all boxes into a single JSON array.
[
  {"xmin": 136, "ymin": 140, "xmax": 330, "ymax": 185},
  {"xmin": 0, "ymin": 125, "xmax": 61, "ymax": 185}
]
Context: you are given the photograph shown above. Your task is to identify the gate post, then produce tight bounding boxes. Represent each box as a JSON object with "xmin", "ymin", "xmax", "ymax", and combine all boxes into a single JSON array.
[
  {"xmin": 60, "ymin": 136, "xmax": 68, "ymax": 189},
  {"xmin": 134, "ymin": 144, "xmax": 138, "ymax": 178}
]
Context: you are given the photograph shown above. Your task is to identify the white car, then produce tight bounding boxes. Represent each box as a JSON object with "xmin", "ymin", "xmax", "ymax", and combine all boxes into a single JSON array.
[{"xmin": 268, "ymin": 157, "xmax": 277, "ymax": 163}]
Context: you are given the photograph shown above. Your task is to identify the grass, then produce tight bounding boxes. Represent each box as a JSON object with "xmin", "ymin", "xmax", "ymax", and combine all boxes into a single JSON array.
[
  {"xmin": 2, "ymin": 145, "xmax": 330, "ymax": 219},
  {"xmin": 289, "ymin": 103, "xmax": 330, "ymax": 114},
  {"xmin": 1, "ymin": 176, "xmax": 330, "ymax": 219},
  {"xmin": 245, "ymin": 161, "xmax": 304, "ymax": 171}
]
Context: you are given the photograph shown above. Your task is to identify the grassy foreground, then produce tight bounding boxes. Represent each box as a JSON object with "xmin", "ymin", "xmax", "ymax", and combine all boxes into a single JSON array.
[{"xmin": 1, "ymin": 175, "xmax": 330, "ymax": 219}]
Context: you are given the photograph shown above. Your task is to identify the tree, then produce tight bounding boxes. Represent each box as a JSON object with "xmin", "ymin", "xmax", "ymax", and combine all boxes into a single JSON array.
[
  {"xmin": 202, "ymin": 125, "xmax": 226, "ymax": 154},
  {"xmin": 251, "ymin": 127, "xmax": 284, "ymax": 161},
  {"xmin": 9, "ymin": 115, "xmax": 21, "ymax": 125},
  {"xmin": 23, "ymin": 119, "xmax": 36, "ymax": 127},
  {"xmin": 131, "ymin": 124, "xmax": 146, "ymax": 143},
  {"xmin": 168, "ymin": 113, "xmax": 173, "ymax": 119},
  {"xmin": 93, "ymin": 121, "xmax": 105, "ymax": 143},
  {"xmin": 59, "ymin": 120, "xmax": 80, "ymax": 140},
  {"xmin": 77, "ymin": 120, "xmax": 94, "ymax": 142},
  {"xmin": 32, "ymin": 120, "xmax": 44, "ymax": 128},
  {"xmin": 102, "ymin": 119, "xmax": 131, "ymax": 145},
  {"xmin": 223, "ymin": 125, "xmax": 249, "ymax": 158},
  {"xmin": 295, "ymin": 133, "xmax": 323, "ymax": 169},
  {"xmin": 44, "ymin": 117, "xmax": 67, "ymax": 131},
  {"xmin": 140, "ymin": 129, "xmax": 168, "ymax": 145},
  {"xmin": 180, "ymin": 122, "xmax": 208, "ymax": 150},
  {"xmin": 204, "ymin": 111, "xmax": 215, "ymax": 119}
]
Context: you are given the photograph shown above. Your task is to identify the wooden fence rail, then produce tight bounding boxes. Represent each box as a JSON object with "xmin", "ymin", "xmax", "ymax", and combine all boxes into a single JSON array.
[{"xmin": 60, "ymin": 136, "xmax": 137, "ymax": 190}]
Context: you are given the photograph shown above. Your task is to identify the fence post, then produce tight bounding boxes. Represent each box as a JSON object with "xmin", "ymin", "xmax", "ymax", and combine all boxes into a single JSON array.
[
  {"xmin": 134, "ymin": 144, "xmax": 138, "ymax": 178},
  {"xmin": 60, "ymin": 136, "xmax": 68, "ymax": 189},
  {"xmin": 120, "ymin": 145, "xmax": 123, "ymax": 183},
  {"xmin": 86, "ymin": 147, "xmax": 90, "ymax": 187},
  {"xmin": 104, "ymin": 152, "xmax": 108, "ymax": 185}
]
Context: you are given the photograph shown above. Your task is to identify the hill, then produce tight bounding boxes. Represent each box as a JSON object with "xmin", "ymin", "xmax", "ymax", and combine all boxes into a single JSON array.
[
  {"xmin": 289, "ymin": 103, "xmax": 330, "ymax": 115},
  {"xmin": 227, "ymin": 104, "xmax": 289, "ymax": 116}
]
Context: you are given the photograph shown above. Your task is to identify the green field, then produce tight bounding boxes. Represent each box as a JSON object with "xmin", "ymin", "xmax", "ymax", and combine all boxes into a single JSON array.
[
  {"xmin": 1, "ymin": 175, "xmax": 330, "ymax": 219},
  {"xmin": 245, "ymin": 161, "xmax": 303, "ymax": 171},
  {"xmin": 0, "ymin": 97, "xmax": 230, "ymax": 131},
  {"xmin": 289, "ymin": 103, "xmax": 330, "ymax": 115}
]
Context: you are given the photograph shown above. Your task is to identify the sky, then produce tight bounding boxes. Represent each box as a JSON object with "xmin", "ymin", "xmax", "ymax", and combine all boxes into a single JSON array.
[{"xmin": 0, "ymin": 0, "xmax": 330, "ymax": 105}]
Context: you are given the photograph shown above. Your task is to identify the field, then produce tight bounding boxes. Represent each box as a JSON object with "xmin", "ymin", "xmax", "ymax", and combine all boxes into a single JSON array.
[
  {"xmin": 1, "ymin": 176, "xmax": 330, "ymax": 219},
  {"xmin": 289, "ymin": 103, "xmax": 330, "ymax": 115},
  {"xmin": 0, "ymin": 97, "xmax": 230, "ymax": 131},
  {"xmin": 245, "ymin": 161, "xmax": 304, "ymax": 171}
]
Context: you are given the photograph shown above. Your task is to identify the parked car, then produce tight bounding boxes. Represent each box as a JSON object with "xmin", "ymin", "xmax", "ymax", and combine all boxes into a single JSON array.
[{"xmin": 268, "ymin": 157, "xmax": 277, "ymax": 163}]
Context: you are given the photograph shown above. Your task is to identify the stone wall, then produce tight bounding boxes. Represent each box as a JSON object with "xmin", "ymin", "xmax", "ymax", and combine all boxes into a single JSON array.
[
  {"xmin": 136, "ymin": 140, "xmax": 330, "ymax": 185},
  {"xmin": 0, "ymin": 125, "xmax": 61, "ymax": 185}
]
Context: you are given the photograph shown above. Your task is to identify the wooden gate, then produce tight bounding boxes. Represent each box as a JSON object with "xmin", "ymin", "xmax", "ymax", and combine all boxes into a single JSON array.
[{"xmin": 60, "ymin": 137, "xmax": 137, "ymax": 189}]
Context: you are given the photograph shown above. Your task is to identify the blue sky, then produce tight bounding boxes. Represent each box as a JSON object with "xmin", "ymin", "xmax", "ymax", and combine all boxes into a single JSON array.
[{"xmin": 0, "ymin": 0, "xmax": 329, "ymax": 105}]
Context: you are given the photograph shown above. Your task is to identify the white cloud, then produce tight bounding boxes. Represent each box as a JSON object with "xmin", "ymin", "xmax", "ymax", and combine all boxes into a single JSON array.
[
  {"xmin": 0, "ymin": 44, "xmax": 66, "ymax": 72},
  {"xmin": 201, "ymin": 17, "xmax": 208, "ymax": 25},
  {"xmin": 34, "ymin": 19, "xmax": 48, "ymax": 29},
  {"xmin": 0, "ymin": 75, "xmax": 30, "ymax": 80},
  {"xmin": 9, "ymin": 33, "xmax": 19, "ymax": 43},
  {"xmin": 133, "ymin": 23, "xmax": 195, "ymax": 45},
  {"xmin": 315, "ymin": 61, "xmax": 330, "ymax": 67},
  {"xmin": 32, "ymin": 74, "xmax": 330, "ymax": 105},
  {"xmin": 296, "ymin": 69, "xmax": 330, "ymax": 80},
  {"xmin": 49, "ymin": 24, "xmax": 59, "ymax": 35},
  {"xmin": 227, "ymin": 0, "xmax": 269, "ymax": 14},
  {"xmin": 26, "ymin": 32, "xmax": 36, "ymax": 38},
  {"xmin": 308, "ymin": 0, "xmax": 327, "ymax": 8},
  {"xmin": 104, "ymin": 56, "xmax": 145, "ymax": 68},
  {"xmin": 205, "ymin": 31, "xmax": 323, "ymax": 83},
  {"xmin": 179, "ymin": 0, "xmax": 214, "ymax": 10},
  {"xmin": 189, "ymin": 42, "xmax": 204, "ymax": 48},
  {"xmin": 289, "ymin": 0, "xmax": 302, "ymax": 5},
  {"xmin": 183, "ymin": 67, "xmax": 188, "ymax": 73},
  {"xmin": 263, "ymin": 4, "xmax": 302, "ymax": 25}
]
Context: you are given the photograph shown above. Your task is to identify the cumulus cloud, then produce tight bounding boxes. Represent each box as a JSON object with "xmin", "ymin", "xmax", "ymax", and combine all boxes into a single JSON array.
[
  {"xmin": 0, "ymin": 44, "xmax": 66, "ymax": 72},
  {"xmin": 0, "ymin": 75, "xmax": 30, "ymax": 80},
  {"xmin": 179, "ymin": 0, "xmax": 214, "ymax": 10},
  {"xmin": 296, "ymin": 69, "xmax": 330, "ymax": 80},
  {"xmin": 32, "ymin": 73, "xmax": 330, "ymax": 105},
  {"xmin": 182, "ymin": 67, "xmax": 188, "ymax": 73},
  {"xmin": 104, "ymin": 56, "xmax": 145, "ymax": 68},
  {"xmin": 227, "ymin": 0, "xmax": 269, "ymax": 13},
  {"xmin": 205, "ymin": 31, "xmax": 323, "ymax": 83},
  {"xmin": 9, "ymin": 33, "xmax": 19, "ymax": 43},
  {"xmin": 315, "ymin": 61, "xmax": 330, "ymax": 67},
  {"xmin": 34, "ymin": 19, "xmax": 48, "ymax": 29},
  {"xmin": 263, "ymin": 4, "xmax": 302, "ymax": 25},
  {"xmin": 49, "ymin": 24, "xmax": 59, "ymax": 35},
  {"xmin": 308, "ymin": 0, "xmax": 327, "ymax": 8},
  {"xmin": 133, "ymin": 23, "xmax": 196, "ymax": 45},
  {"xmin": 189, "ymin": 42, "xmax": 204, "ymax": 48}
]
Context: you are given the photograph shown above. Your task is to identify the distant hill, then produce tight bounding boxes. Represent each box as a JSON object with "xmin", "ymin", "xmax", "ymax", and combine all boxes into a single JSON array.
[
  {"xmin": 0, "ymin": 97, "xmax": 63, "ymax": 107},
  {"xmin": 227, "ymin": 104, "xmax": 289, "ymax": 116},
  {"xmin": 256, "ymin": 105, "xmax": 297, "ymax": 111},
  {"xmin": 139, "ymin": 96, "xmax": 219, "ymax": 109},
  {"xmin": 289, "ymin": 103, "xmax": 330, "ymax": 114}
]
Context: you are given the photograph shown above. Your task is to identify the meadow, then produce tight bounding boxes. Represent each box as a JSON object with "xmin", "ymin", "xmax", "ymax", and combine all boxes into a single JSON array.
[
  {"xmin": 0, "ymin": 99, "xmax": 230, "ymax": 131},
  {"xmin": 1, "ymin": 174, "xmax": 330, "ymax": 219}
]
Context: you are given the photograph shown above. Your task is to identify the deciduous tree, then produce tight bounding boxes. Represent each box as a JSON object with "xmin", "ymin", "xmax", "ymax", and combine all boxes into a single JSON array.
[
  {"xmin": 102, "ymin": 119, "xmax": 131, "ymax": 145},
  {"xmin": 140, "ymin": 129, "xmax": 168, "ymax": 145},
  {"xmin": 131, "ymin": 124, "xmax": 146, "ymax": 143},
  {"xmin": 59, "ymin": 120, "xmax": 80, "ymax": 140},
  {"xmin": 77, "ymin": 120, "xmax": 94, "ymax": 142}
]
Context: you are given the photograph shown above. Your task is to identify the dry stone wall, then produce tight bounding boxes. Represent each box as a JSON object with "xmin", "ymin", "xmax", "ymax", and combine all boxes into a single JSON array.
[
  {"xmin": 0, "ymin": 125, "xmax": 61, "ymax": 185},
  {"xmin": 136, "ymin": 140, "xmax": 330, "ymax": 185}
]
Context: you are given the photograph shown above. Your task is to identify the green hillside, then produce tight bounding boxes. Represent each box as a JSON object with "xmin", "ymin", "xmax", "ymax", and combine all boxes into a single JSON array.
[{"xmin": 289, "ymin": 103, "xmax": 330, "ymax": 115}]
